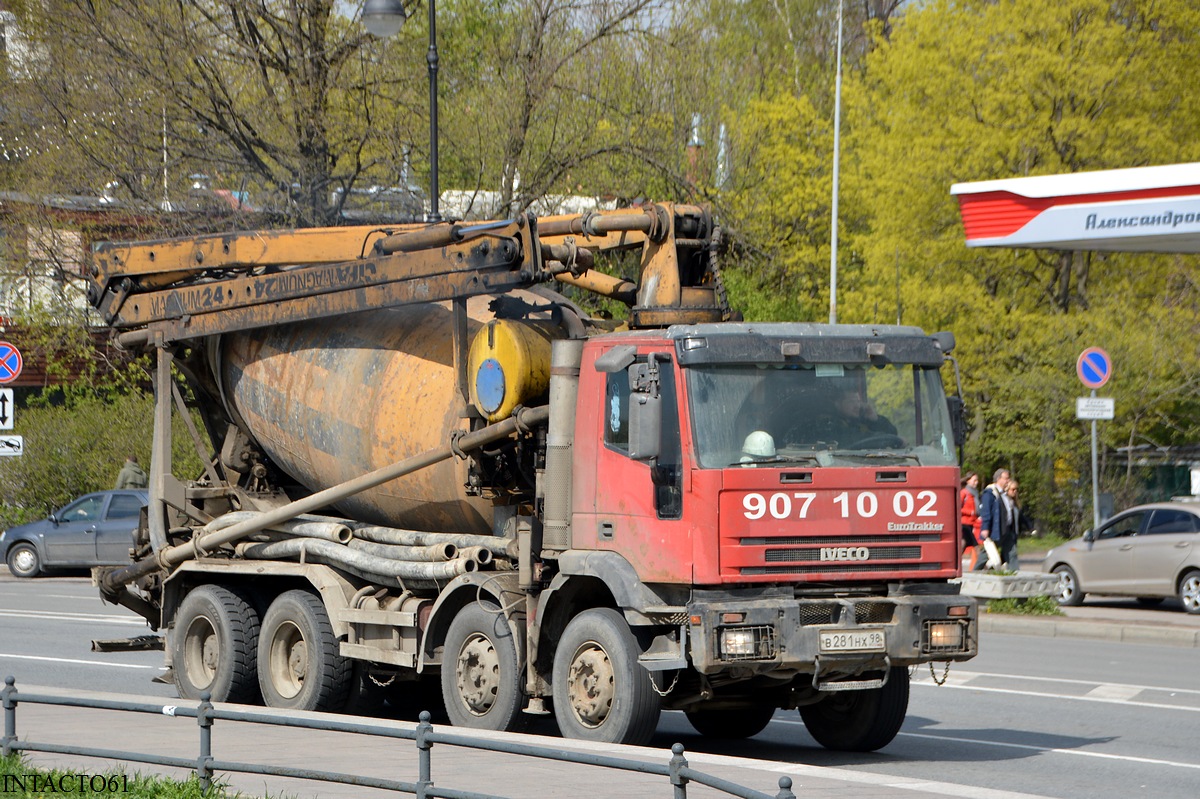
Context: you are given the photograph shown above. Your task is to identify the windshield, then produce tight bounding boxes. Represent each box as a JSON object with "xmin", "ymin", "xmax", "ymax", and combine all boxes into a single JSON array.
[{"xmin": 686, "ymin": 363, "xmax": 957, "ymax": 468}]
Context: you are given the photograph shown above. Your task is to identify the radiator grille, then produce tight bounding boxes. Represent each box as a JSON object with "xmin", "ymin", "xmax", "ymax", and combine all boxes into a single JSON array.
[
  {"xmin": 800, "ymin": 604, "xmax": 840, "ymax": 626},
  {"xmin": 765, "ymin": 546, "xmax": 921, "ymax": 562},
  {"xmin": 856, "ymin": 602, "xmax": 896, "ymax": 624},
  {"xmin": 741, "ymin": 562, "xmax": 942, "ymax": 576}
]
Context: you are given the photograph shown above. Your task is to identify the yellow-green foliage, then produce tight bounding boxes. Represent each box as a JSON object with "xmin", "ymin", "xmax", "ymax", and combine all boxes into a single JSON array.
[{"xmin": 829, "ymin": 0, "xmax": 1200, "ymax": 532}]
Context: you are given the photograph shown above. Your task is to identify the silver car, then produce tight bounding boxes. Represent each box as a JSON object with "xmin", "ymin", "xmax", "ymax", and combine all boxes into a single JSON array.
[
  {"xmin": 1, "ymin": 489, "xmax": 148, "ymax": 578},
  {"xmin": 1043, "ymin": 502, "xmax": 1200, "ymax": 614}
]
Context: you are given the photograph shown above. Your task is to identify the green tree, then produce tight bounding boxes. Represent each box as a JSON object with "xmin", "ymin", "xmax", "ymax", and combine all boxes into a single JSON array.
[
  {"xmin": 844, "ymin": 0, "xmax": 1200, "ymax": 531},
  {"xmin": 1, "ymin": 0, "xmax": 426, "ymax": 226}
]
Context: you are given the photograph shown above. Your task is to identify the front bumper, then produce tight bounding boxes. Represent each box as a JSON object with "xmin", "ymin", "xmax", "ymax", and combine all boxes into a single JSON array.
[{"xmin": 687, "ymin": 588, "xmax": 977, "ymax": 676}]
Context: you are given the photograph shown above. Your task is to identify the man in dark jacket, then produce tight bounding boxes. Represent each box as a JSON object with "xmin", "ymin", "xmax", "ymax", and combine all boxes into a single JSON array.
[
  {"xmin": 115, "ymin": 456, "xmax": 148, "ymax": 489},
  {"xmin": 974, "ymin": 468, "xmax": 1012, "ymax": 570}
]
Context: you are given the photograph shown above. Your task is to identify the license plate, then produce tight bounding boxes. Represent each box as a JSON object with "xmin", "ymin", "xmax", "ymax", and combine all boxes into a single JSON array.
[{"xmin": 819, "ymin": 629, "xmax": 886, "ymax": 652}]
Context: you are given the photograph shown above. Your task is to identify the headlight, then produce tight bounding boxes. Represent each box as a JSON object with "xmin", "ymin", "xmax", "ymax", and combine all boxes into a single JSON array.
[
  {"xmin": 717, "ymin": 625, "xmax": 777, "ymax": 660},
  {"xmin": 922, "ymin": 620, "xmax": 967, "ymax": 653},
  {"xmin": 720, "ymin": 628, "xmax": 757, "ymax": 656},
  {"xmin": 0, "ymin": 530, "xmax": 6, "ymax": 543}
]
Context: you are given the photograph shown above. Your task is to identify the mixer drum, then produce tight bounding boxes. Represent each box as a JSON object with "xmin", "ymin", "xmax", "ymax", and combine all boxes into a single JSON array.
[{"xmin": 217, "ymin": 294, "xmax": 552, "ymax": 534}]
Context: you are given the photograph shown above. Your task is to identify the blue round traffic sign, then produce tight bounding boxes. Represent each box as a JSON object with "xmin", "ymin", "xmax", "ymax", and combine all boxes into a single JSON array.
[
  {"xmin": 1076, "ymin": 347, "xmax": 1112, "ymax": 389},
  {"xmin": 0, "ymin": 341, "xmax": 22, "ymax": 385}
]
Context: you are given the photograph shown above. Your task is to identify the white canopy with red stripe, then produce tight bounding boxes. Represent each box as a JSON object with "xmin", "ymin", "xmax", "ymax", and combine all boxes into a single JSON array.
[{"xmin": 951, "ymin": 163, "xmax": 1200, "ymax": 252}]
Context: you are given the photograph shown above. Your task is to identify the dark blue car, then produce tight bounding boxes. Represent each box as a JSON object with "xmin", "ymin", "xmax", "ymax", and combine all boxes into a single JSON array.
[{"xmin": 1, "ymin": 490, "xmax": 148, "ymax": 578}]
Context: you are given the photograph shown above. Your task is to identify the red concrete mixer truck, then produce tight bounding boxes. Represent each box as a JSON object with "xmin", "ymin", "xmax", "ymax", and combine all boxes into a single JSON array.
[{"xmin": 87, "ymin": 203, "xmax": 977, "ymax": 751}]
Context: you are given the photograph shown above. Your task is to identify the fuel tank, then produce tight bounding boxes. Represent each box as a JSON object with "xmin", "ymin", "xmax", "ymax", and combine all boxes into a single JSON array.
[{"xmin": 216, "ymin": 292, "xmax": 566, "ymax": 534}]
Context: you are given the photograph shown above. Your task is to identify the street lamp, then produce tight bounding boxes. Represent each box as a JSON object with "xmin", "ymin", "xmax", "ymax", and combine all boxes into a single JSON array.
[
  {"xmin": 362, "ymin": 0, "xmax": 442, "ymax": 223},
  {"xmin": 829, "ymin": 0, "xmax": 844, "ymax": 325},
  {"xmin": 362, "ymin": 0, "xmax": 407, "ymax": 38}
]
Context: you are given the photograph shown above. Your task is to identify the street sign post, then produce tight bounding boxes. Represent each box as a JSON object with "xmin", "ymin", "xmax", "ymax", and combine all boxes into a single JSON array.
[
  {"xmin": 0, "ymin": 341, "xmax": 23, "ymax": 385},
  {"xmin": 1077, "ymin": 348, "xmax": 1113, "ymax": 531},
  {"xmin": 0, "ymin": 388, "xmax": 12, "ymax": 430},
  {"xmin": 0, "ymin": 434, "xmax": 23, "ymax": 456}
]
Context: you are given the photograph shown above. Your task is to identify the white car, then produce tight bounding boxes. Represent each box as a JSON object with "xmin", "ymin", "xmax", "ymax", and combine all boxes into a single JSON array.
[{"xmin": 1042, "ymin": 502, "xmax": 1200, "ymax": 614}]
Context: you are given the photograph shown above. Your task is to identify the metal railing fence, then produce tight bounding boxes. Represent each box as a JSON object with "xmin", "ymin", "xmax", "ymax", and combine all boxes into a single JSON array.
[{"xmin": 2, "ymin": 677, "xmax": 796, "ymax": 799}]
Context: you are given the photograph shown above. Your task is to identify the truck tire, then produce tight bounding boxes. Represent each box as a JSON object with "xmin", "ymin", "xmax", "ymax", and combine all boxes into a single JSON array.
[
  {"xmin": 799, "ymin": 666, "xmax": 909, "ymax": 752},
  {"xmin": 6, "ymin": 542, "xmax": 42, "ymax": 578},
  {"xmin": 552, "ymin": 608, "xmax": 661, "ymax": 745},
  {"xmin": 173, "ymin": 584, "xmax": 261, "ymax": 704},
  {"xmin": 685, "ymin": 705, "xmax": 775, "ymax": 739},
  {"xmin": 441, "ymin": 601, "xmax": 528, "ymax": 732},
  {"xmin": 258, "ymin": 590, "xmax": 352, "ymax": 712}
]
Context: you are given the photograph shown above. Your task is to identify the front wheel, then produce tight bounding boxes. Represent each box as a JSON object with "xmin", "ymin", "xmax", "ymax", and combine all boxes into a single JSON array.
[
  {"xmin": 686, "ymin": 705, "xmax": 776, "ymax": 739},
  {"xmin": 552, "ymin": 608, "xmax": 661, "ymax": 745},
  {"xmin": 441, "ymin": 601, "xmax": 527, "ymax": 732},
  {"xmin": 1052, "ymin": 565, "xmax": 1084, "ymax": 606},
  {"xmin": 1179, "ymin": 571, "xmax": 1200, "ymax": 615},
  {"xmin": 258, "ymin": 590, "xmax": 351, "ymax": 711},
  {"xmin": 173, "ymin": 584, "xmax": 260, "ymax": 704},
  {"xmin": 799, "ymin": 666, "xmax": 909, "ymax": 752},
  {"xmin": 6, "ymin": 543, "xmax": 41, "ymax": 578}
]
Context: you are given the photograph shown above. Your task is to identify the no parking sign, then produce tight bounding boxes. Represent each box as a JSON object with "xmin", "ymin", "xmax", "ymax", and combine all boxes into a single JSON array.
[
  {"xmin": 0, "ymin": 341, "xmax": 22, "ymax": 384},
  {"xmin": 1076, "ymin": 347, "xmax": 1112, "ymax": 389}
]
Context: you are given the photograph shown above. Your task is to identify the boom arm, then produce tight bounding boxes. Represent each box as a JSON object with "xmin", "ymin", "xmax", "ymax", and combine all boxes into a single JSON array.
[{"xmin": 88, "ymin": 203, "xmax": 731, "ymax": 346}]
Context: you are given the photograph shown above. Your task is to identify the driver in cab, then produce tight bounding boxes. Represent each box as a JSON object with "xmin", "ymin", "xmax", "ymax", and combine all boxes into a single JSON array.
[{"xmin": 811, "ymin": 375, "xmax": 897, "ymax": 446}]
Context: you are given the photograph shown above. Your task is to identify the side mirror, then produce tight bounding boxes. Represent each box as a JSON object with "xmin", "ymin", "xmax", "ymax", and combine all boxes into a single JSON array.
[
  {"xmin": 1082, "ymin": 529, "xmax": 1094, "ymax": 543},
  {"xmin": 946, "ymin": 396, "xmax": 966, "ymax": 448},
  {"xmin": 48, "ymin": 513, "xmax": 59, "ymax": 526},
  {"xmin": 628, "ymin": 358, "xmax": 662, "ymax": 461}
]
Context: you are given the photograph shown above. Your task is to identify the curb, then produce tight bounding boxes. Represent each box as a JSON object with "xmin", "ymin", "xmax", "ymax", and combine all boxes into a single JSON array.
[{"xmin": 979, "ymin": 613, "xmax": 1200, "ymax": 648}]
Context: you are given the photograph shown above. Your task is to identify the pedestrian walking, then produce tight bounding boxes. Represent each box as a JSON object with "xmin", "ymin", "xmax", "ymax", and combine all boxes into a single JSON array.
[
  {"xmin": 959, "ymin": 472, "xmax": 981, "ymax": 570},
  {"xmin": 115, "ymin": 455, "xmax": 148, "ymax": 489},
  {"xmin": 974, "ymin": 468, "xmax": 1012, "ymax": 571}
]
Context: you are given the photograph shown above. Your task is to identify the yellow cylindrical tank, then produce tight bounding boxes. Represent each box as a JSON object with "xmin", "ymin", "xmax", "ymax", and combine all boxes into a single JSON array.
[
  {"xmin": 216, "ymin": 292, "xmax": 563, "ymax": 535},
  {"xmin": 468, "ymin": 319, "xmax": 564, "ymax": 422}
]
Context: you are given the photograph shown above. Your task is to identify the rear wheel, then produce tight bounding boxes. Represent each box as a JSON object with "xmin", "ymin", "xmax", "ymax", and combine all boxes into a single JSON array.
[
  {"xmin": 1179, "ymin": 571, "xmax": 1200, "ymax": 615},
  {"xmin": 441, "ymin": 601, "xmax": 527, "ymax": 732},
  {"xmin": 799, "ymin": 667, "xmax": 909, "ymax": 752},
  {"xmin": 258, "ymin": 590, "xmax": 351, "ymax": 712},
  {"xmin": 686, "ymin": 705, "xmax": 776, "ymax": 739},
  {"xmin": 1052, "ymin": 565, "xmax": 1084, "ymax": 606},
  {"xmin": 552, "ymin": 608, "xmax": 661, "ymax": 745},
  {"xmin": 6, "ymin": 543, "xmax": 41, "ymax": 578},
  {"xmin": 173, "ymin": 584, "xmax": 260, "ymax": 703}
]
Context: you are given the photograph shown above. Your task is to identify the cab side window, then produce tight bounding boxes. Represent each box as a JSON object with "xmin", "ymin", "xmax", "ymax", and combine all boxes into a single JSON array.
[
  {"xmin": 604, "ymin": 369, "xmax": 631, "ymax": 453},
  {"xmin": 603, "ymin": 359, "xmax": 683, "ymax": 520}
]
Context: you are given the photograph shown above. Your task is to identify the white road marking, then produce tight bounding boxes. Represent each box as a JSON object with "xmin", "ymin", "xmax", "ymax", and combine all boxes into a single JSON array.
[
  {"xmin": 0, "ymin": 592, "xmax": 105, "ymax": 601},
  {"xmin": 899, "ymin": 730, "xmax": 1200, "ymax": 771},
  {"xmin": 0, "ymin": 653, "xmax": 161, "ymax": 670},
  {"xmin": 924, "ymin": 669, "xmax": 1200, "ymax": 697},
  {"xmin": 911, "ymin": 669, "xmax": 1200, "ymax": 712},
  {"xmin": 1085, "ymin": 683, "xmax": 1145, "ymax": 701},
  {"xmin": 771, "ymin": 718, "xmax": 1200, "ymax": 772},
  {"xmin": 0, "ymin": 609, "xmax": 147, "ymax": 626}
]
